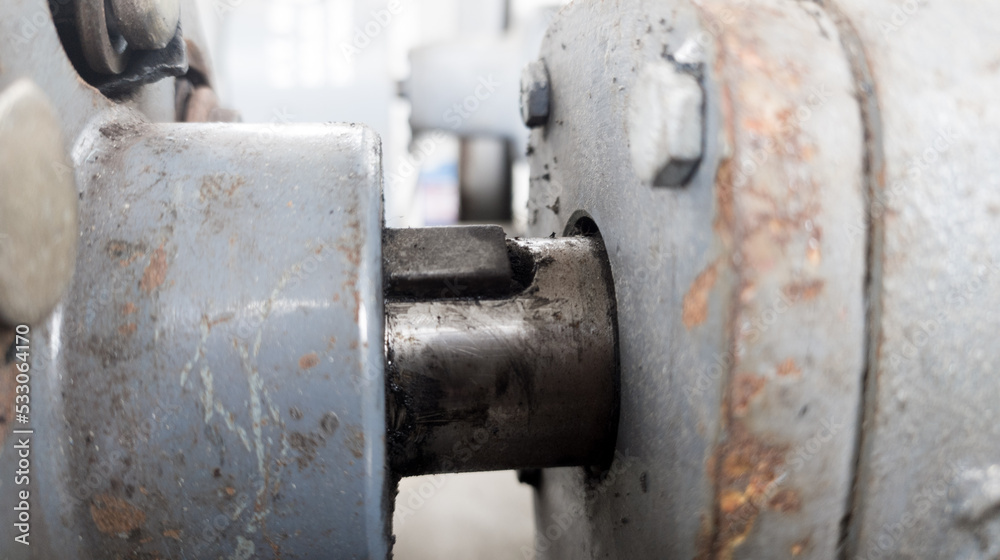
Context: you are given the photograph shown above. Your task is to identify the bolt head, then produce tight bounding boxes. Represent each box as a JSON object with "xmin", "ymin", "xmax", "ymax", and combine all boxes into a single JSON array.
[
  {"xmin": 628, "ymin": 60, "xmax": 704, "ymax": 187},
  {"xmin": 520, "ymin": 60, "xmax": 551, "ymax": 128}
]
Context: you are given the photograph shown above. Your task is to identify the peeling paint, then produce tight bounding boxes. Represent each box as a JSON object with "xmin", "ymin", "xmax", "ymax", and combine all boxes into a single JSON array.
[
  {"xmin": 298, "ymin": 352, "xmax": 319, "ymax": 370},
  {"xmin": 90, "ymin": 494, "xmax": 146, "ymax": 535},
  {"xmin": 140, "ymin": 245, "xmax": 168, "ymax": 293}
]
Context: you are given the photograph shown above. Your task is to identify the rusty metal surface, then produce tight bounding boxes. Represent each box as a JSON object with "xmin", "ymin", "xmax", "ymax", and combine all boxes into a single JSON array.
[
  {"xmin": 831, "ymin": 1, "xmax": 1000, "ymax": 558},
  {"xmin": 524, "ymin": 0, "xmax": 866, "ymax": 558},
  {"xmin": 386, "ymin": 235, "xmax": 618, "ymax": 477},
  {"xmin": 0, "ymin": 121, "xmax": 388, "ymax": 559}
]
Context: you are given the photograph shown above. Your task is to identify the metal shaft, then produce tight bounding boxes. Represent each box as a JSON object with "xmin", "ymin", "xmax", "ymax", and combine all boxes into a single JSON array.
[{"xmin": 385, "ymin": 230, "xmax": 619, "ymax": 476}]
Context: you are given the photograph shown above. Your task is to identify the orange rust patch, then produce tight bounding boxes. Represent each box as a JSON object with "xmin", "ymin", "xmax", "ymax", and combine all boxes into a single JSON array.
[
  {"xmin": 732, "ymin": 374, "xmax": 765, "ymax": 416},
  {"xmin": 163, "ymin": 529, "xmax": 182, "ymax": 540},
  {"xmin": 719, "ymin": 490, "xmax": 745, "ymax": 514},
  {"xmin": 806, "ymin": 242, "xmax": 822, "ymax": 265},
  {"xmin": 119, "ymin": 253, "xmax": 142, "ymax": 268},
  {"xmin": 346, "ymin": 426, "xmax": 365, "ymax": 459},
  {"xmin": 225, "ymin": 487, "xmax": 236, "ymax": 496},
  {"xmin": 140, "ymin": 246, "xmax": 168, "ymax": 294},
  {"xmin": 683, "ymin": 261, "xmax": 720, "ymax": 328},
  {"xmin": 768, "ymin": 489, "xmax": 801, "ymax": 512},
  {"xmin": 713, "ymin": 423, "xmax": 789, "ymax": 556},
  {"xmin": 118, "ymin": 323, "xmax": 137, "ymax": 336},
  {"xmin": 122, "ymin": 302, "xmax": 137, "ymax": 315},
  {"xmin": 207, "ymin": 314, "xmax": 233, "ymax": 330},
  {"xmin": 783, "ymin": 279, "xmax": 824, "ymax": 302},
  {"xmin": 713, "ymin": 158, "xmax": 736, "ymax": 243},
  {"xmin": 775, "ymin": 358, "xmax": 801, "ymax": 377},
  {"xmin": 298, "ymin": 352, "xmax": 319, "ymax": 370},
  {"xmin": 90, "ymin": 494, "xmax": 145, "ymax": 534},
  {"xmin": 199, "ymin": 174, "xmax": 245, "ymax": 200}
]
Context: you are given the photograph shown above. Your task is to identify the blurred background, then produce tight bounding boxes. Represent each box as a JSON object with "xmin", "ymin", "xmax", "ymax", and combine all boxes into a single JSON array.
[{"xmin": 198, "ymin": 1, "xmax": 571, "ymax": 557}]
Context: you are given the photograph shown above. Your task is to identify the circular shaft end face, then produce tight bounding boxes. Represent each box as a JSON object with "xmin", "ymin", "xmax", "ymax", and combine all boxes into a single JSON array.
[{"xmin": 0, "ymin": 80, "xmax": 78, "ymax": 327}]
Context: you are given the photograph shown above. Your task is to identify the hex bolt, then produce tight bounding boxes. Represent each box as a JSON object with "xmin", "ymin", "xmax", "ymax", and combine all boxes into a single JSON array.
[
  {"xmin": 520, "ymin": 60, "xmax": 551, "ymax": 128},
  {"xmin": 0, "ymin": 80, "xmax": 79, "ymax": 327},
  {"xmin": 628, "ymin": 59, "xmax": 705, "ymax": 187},
  {"xmin": 110, "ymin": 0, "xmax": 181, "ymax": 50}
]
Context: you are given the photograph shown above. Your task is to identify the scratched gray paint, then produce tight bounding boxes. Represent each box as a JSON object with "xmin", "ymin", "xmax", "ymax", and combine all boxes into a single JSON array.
[
  {"xmin": 833, "ymin": 0, "xmax": 1000, "ymax": 558},
  {"xmin": 0, "ymin": 120, "xmax": 388, "ymax": 559},
  {"xmin": 0, "ymin": 0, "xmax": 389, "ymax": 556}
]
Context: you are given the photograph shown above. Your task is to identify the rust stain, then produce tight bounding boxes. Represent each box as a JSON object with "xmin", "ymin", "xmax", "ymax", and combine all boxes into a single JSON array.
[
  {"xmin": 775, "ymin": 358, "xmax": 801, "ymax": 377},
  {"xmin": 713, "ymin": 423, "xmax": 789, "ymax": 557},
  {"xmin": 346, "ymin": 426, "xmax": 365, "ymax": 459},
  {"xmin": 806, "ymin": 242, "xmax": 822, "ymax": 265},
  {"xmin": 118, "ymin": 323, "xmax": 137, "ymax": 336},
  {"xmin": 122, "ymin": 302, "xmax": 137, "ymax": 315},
  {"xmin": 207, "ymin": 314, "xmax": 233, "ymax": 330},
  {"xmin": 163, "ymin": 529, "xmax": 182, "ymax": 540},
  {"xmin": 298, "ymin": 352, "xmax": 319, "ymax": 370},
  {"xmin": 697, "ymin": 0, "xmax": 832, "ymax": 557},
  {"xmin": 140, "ymin": 245, "xmax": 168, "ymax": 294},
  {"xmin": 225, "ymin": 487, "xmax": 236, "ymax": 496},
  {"xmin": 768, "ymin": 489, "xmax": 801, "ymax": 512},
  {"xmin": 107, "ymin": 240, "xmax": 146, "ymax": 268},
  {"xmin": 731, "ymin": 374, "xmax": 765, "ymax": 416},
  {"xmin": 199, "ymin": 174, "xmax": 245, "ymax": 200},
  {"xmin": 782, "ymin": 279, "xmax": 825, "ymax": 302},
  {"xmin": 119, "ymin": 253, "xmax": 142, "ymax": 268},
  {"xmin": 90, "ymin": 494, "xmax": 145, "ymax": 534},
  {"xmin": 683, "ymin": 261, "xmax": 720, "ymax": 329},
  {"xmin": 289, "ymin": 431, "xmax": 323, "ymax": 470}
]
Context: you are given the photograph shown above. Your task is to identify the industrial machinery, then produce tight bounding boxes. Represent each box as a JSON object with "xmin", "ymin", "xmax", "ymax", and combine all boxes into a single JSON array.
[{"xmin": 2, "ymin": 0, "xmax": 999, "ymax": 558}]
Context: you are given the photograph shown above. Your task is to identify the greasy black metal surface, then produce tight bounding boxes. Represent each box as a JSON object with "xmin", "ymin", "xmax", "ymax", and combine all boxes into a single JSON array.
[
  {"xmin": 386, "ymin": 235, "xmax": 619, "ymax": 477},
  {"xmin": 49, "ymin": 5, "xmax": 188, "ymax": 99},
  {"xmin": 383, "ymin": 225, "xmax": 514, "ymax": 298},
  {"xmin": 95, "ymin": 27, "xmax": 188, "ymax": 97}
]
